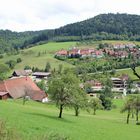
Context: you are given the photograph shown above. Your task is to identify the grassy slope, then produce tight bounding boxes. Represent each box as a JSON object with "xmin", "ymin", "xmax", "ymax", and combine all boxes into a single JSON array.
[
  {"xmin": 0, "ymin": 99, "xmax": 140, "ymax": 140},
  {"xmin": 0, "ymin": 42, "xmax": 76, "ymax": 70}
]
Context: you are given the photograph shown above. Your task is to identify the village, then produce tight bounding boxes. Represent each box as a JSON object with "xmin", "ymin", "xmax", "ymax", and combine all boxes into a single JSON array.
[{"xmin": 55, "ymin": 43, "xmax": 140, "ymax": 59}]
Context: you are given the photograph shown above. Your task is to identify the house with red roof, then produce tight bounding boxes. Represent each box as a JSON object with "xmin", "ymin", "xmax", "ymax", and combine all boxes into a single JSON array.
[
  {"xmin": 0, "ymin": 77, "xmax": 47, "ymax": 101},
  {"xmin": 55, "ymin": 49, "xmax": 68, "ymax": 57},
  {"xmin": 86, "ymin": 80, "xmax": 103, "ymax": 92}
]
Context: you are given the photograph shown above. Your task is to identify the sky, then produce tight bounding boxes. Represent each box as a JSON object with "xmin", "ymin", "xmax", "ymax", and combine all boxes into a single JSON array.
[{"xmin": 0, "ymin": 0, "xmax": 140, "ymax": 32}]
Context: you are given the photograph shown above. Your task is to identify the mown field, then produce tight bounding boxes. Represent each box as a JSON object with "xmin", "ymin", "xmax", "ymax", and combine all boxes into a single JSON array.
[{"xmin": 0, "ymin": 99, "xmax": 140, "ymax": 140}]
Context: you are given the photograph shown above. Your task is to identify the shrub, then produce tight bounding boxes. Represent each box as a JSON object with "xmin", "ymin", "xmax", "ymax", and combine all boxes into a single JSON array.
[
  {"xmin": 24, "ymin": 65, "xmax": 31, "ymax": 70},
  {"xmin": 17, "ymin": 58, "xmax": 22, "ymax": 63}
]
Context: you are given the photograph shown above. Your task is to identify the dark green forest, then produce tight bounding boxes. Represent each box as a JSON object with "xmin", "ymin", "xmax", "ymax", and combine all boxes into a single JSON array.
[{"xmin": 1, "ymin": 13, "xmax": 140, "ymax": 53}]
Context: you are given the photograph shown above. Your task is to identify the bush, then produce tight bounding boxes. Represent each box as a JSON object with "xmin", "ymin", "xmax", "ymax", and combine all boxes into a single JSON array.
[
  {"xmin": 24, "ymin": 65, "xmax": 31, "ymax": 70},
  {"xmin": 17, "ymin": 58, "xmax": 22, "ymax": 63}
]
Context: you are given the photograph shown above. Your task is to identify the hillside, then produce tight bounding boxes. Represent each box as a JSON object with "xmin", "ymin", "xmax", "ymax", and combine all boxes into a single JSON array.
[
  {"xmin": 0, "ymin": 99, "xmax": 140, "ymax": 140},
  {"xmin": 0, "ymin": 29, "xmax": 52, "ymax": 54},
  {"xmin": 1, "ymin": 13, "xmax": 140, "ymax": 54},
  {"xmin": 0, "ymin": 42, "xmax": 76, "ymax": 71}
]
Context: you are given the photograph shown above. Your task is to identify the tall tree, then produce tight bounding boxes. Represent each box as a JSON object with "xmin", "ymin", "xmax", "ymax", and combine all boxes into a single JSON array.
[
  {"xmin": 48, "ymin": 71, "xmax": 82, "ymax": 118},
  {"xmin": 70, "ymin": 88, "xmax": 87, "ymax": 116}
]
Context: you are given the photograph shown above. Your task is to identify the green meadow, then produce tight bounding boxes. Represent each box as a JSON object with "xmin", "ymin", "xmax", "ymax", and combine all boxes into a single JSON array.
[
  {"xmin": 0, "ymin": 99, "xmax": 140, "ymax": 140},
  {"xmin": 0, "ymin": 42, "xmax": 76, "ymax": 70}
]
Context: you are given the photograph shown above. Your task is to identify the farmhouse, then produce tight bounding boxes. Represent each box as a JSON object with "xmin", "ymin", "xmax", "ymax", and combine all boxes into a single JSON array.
[{"xmin": 0, "ymin": 77, "xmax": 47, "ymax": 101}]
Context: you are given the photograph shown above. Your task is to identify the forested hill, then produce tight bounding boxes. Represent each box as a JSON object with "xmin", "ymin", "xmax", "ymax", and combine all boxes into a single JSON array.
[
  {"xmin": 0, "ymin": 29, "xmax": 53, "ymax": 54},
  {"xmin": 55, "ymin": 13, "xmax": 140, "ymax": 36},
  {"xmin": 1, "ymin": 13, "xmax": 140, "ymax": 54}
]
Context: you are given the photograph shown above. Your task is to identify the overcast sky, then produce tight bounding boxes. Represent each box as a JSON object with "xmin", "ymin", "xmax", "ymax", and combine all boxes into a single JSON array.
[{"xmin": 0, "ymin": 0, "xmax": 139, "ymax": 32}]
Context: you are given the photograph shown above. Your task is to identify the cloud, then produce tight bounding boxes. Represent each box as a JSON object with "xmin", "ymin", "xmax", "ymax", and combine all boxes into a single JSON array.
[{"xmin": 0, "ymin": 0, "xmax": 139, "ymax": 31}]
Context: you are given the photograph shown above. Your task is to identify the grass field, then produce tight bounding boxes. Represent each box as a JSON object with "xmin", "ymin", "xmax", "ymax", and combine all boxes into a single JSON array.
[
  {"xmin": 0, "ymin": 99, "xmax": 140, "ymax": 140},
  {"xmin": 0, "ymin": 42, "xmax": 76, "ymax": 70}
]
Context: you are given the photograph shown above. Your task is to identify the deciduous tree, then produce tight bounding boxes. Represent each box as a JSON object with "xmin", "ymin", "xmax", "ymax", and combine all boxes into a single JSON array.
[
  {"xmin": 48, "ymin": 71, "xmax": 82, "ymax": 118},
  {"xmin": 88, "ymin": 98, "xmax": 103, "ymax": 115}
]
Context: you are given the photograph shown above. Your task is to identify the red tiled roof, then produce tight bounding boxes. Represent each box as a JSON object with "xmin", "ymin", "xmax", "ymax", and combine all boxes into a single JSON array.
[
  {"xmin": 80, "ymin": 49, "xmax": 90, "ymax": 55},
  {"xmin": 95, "ymin": 50, "xmax": 103, "ymax": 55},
  {"xmin": 0, "ymin": 81, "xmax": 7, "ymax": 92},
  {"xmin": 0, "ymin": 77, "xmax": 46, "ymax": 101},
  {"xmin": 56, "ymin": 50, "xmax": 68, "ymax": 55}
]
